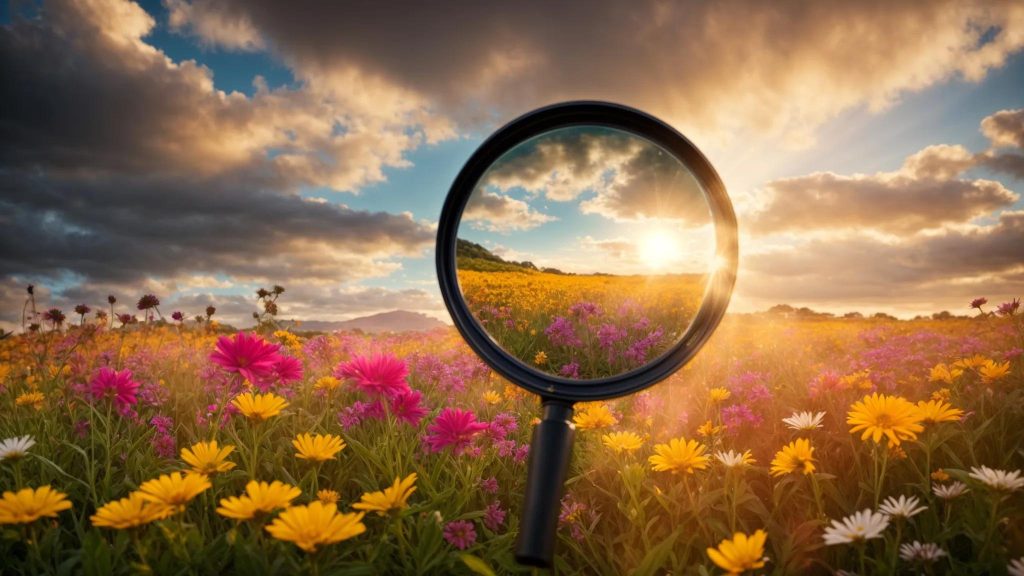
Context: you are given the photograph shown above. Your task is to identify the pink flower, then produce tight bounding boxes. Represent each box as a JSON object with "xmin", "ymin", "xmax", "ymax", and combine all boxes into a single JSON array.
[
  {"xmin": 89, "ymin": 367, "xmax": 140, "ymax": 410},
  {"xmin": 443, "ymin": 520, "xmax": 477, "ymax": 550},
  {"xmin": 483, "ymin": 501, "xmax": 506, "ymax": 532},
  {"xmin": 390, "ymin": 389, "xmax": 428, "ymax": 426},
  {"xmin": 997, "ymin": 298, "xmax": 1020, "ymax": 317},
  {"xmin": 423, "ymin": 408, "xmax": 488, "ymax": 454},
  {"xmin": 479, "ymin": 477, "xmax": 499, "ymax": 494},
  {"xmin": 209, "ymin": 332, "xmax": 282, "ymax": 385},
  {"xmin": 335, "ymin": 354, "xmax": 410, "ymax": 398},
  {"xmin": 272, "ymin": 355, "xmax": 304, "ymax": 386}
]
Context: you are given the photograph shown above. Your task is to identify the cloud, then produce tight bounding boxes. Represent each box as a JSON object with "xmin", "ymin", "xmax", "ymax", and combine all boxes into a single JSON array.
[
  {"xmin": 165, "ymin": 0, "xmax": 264, "ymax": 51},
  {"xmin": 463, "ymin": 190, "xmax": 555, "ymax": 232},
  {"xmin": 167, "ymin": 0, "xmax": 1024, "ymax": 145},
  {"xmin": 748, "ymin": 148, "xmax": 1018, "ymax": 236},
  {"xmin": 480, "ymin": 127, "xmax": 711, "ymax": 224},
  {"xmin": 740, "ymin": 210, "xmax": 1024, "ymax": 306},
  {"xmin": 981, "ymin": 108, "xmax": 1024, "ymax": 149},
  {"xmin": 0, "ymin": 0, "xmax": 442, "ymax": 322}
]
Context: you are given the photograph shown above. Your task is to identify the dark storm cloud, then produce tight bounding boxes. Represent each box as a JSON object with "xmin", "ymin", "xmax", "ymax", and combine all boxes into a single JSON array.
[{"xmin": 0, "ymin": 0, "xmax": 434, "ymax": 299}]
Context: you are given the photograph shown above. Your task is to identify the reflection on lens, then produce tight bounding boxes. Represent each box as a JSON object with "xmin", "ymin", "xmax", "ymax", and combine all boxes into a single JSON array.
[{"xmin": 456, "ymin": 126, "xmax": 715, "ymax": 381}]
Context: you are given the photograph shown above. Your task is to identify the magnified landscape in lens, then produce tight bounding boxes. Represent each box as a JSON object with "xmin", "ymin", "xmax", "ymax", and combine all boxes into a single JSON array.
[{"xmin": 457, "ymin": 126, "xmax": 716, "ymax": 380}]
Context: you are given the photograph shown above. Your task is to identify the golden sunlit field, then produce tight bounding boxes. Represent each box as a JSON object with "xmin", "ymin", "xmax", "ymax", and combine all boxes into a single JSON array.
[
  {"xmin": 1, "ymin": 293, "xmax": 1022, "ymax": 575},
  {"xmin": 457, "ymin": 269, "xmax": 707, "ymax": 379}
]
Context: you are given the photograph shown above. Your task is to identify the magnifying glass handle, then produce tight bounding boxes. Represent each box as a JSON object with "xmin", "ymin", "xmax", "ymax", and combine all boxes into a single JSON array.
[{"xmin": 515, "ymin": 398, "xmax": 576, "ymax": 567}]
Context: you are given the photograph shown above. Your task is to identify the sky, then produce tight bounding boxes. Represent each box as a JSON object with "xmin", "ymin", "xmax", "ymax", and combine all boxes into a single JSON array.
[{"xmin": 1, "ymin": 0, "xmax": 1023, "ymax": 330}]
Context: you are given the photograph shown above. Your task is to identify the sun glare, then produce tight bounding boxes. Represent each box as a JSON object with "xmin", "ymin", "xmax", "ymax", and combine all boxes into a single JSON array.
[{"xmin": 638, "ymin": 230, "xmax": 678, "ymax": 270}]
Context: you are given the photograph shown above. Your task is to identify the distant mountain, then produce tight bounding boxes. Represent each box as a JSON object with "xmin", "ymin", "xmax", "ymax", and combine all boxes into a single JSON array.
[
  {"xmin": 282, "ymin": 310, "xmax": 448, "ymax": 334},
  {"xmin": 456, "ymin": 238, "xmax": 569, "ymax": 274}
]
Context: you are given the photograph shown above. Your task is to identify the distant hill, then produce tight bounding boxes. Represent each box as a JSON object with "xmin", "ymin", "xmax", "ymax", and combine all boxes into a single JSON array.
[
  {"xmin": 282, "ymin": 310, "xmax": 448, "ymax": 334},
  {"xmin": 457, "ymin": 239, "xmax": 569, "ymax": 274}
]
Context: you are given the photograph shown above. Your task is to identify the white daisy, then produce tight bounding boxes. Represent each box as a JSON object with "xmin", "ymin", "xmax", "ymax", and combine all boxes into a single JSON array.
[
  {"xmin": 823, "ymin": 509, "xmax": 889, "ymax": 546},
  {"xmin": 932, "ymin": 481, "xmax": 969, "ymax": 500},
  {"xmin": 878, "ymin": 495, "xmax": 927, "ymax": 519},
  {"xmin": 899, "ymin": 541, "xmax": 946, "ymax": 563},
  {"xmin": 969, "ymin": 466, "xmax": 1024, "ymax": 492},
  {"xmin": 1008, "ymin": 557, "xmax": 1024, "ymax": 576},
  {"xmin": 782, "ymin": 411, "xmax": 826, "ymax": 431},
  {"xmin": 714, "ymin": 449, "xmax": 755, "ymax": 468},
  {"xmin": 0, "ymin": 435, "xmax": 35, "ymax": 460}
]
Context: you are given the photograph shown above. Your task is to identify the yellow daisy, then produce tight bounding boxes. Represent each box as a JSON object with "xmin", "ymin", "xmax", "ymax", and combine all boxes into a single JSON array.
[
  {"xmin": 706, "ymin": 529, "xmax": 768, "ymax": 575},
  {"xmin": 482, "ymin": 391, "xmax": 502, "ymax": 405},
  {"xmin": 979, "ymin": 360, "xmax": 1010, "ymax": 383},
  {"xmin": 915, "ymin": 399, "xmax": 963, "ymax": 424},
  {"xmin": 137, "ymin": 472, "xmax": 211, "ymax": 514},
  {"xmin": 601, "ymin": 431, "xmax": 644, "ymax": 453},
  {"xmin": 293, "ymin": 433, "xmax": 346, "ymax": 461},
  {"xmin": 649, "ymin": 438, "xmax": 709, "ymax": 474},
  {"xmin": 91, "ymin": 492, "xmax": 172, "ymax": 529},
  {"xmin": 231, "ymin": 392, "xmax": 289, "ymax": 421},
  {"xmin": 709, "ymin": 387, "xmax": 732, "ymax": 403},
  {"xmin": 217, "ymin": 480, "xmax": 301, "ymax": 520},
  {"xmin": 265, "ymin": 502, "xmax": 366, "ymax": 552},
  {"xmin": 0, "ymin": 486, "xmax": 72, "ymax": 524},
  {"xmin": 573, "ymin": 404, "xmax": 617, "ymax": 430},
  {"xmin": 15, "ymin": 391, "xmax": 44, "ymax": 410},
  {"xmin": 317, "ymin": 489, "xmax": 340, "ymax": 505},
  {"xmin": 352, "ymin": 473, "xmax": 417, "ymax": 516},
  {"xmin": 314, "ymin": 376, "xmax": 341, "ymax": 392},
  {"xmin": 846, "ymin": 393, "xmax": 924, "ymax": 446},
  {"xmin": 180, "ymin": 440, "xmax": 236, "ymax": 475},
  {"xmin": 770, "ymin": 438, "xmax": 816, "ymax": 477}
]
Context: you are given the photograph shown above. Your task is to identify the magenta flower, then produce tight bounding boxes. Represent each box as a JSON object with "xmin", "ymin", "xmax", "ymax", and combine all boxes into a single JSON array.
[
  {"xmin": 335, "ymin": 354, "xmax": 410, "ymax": 398},
  {"xmin": 483, "ymin": 501, "xmax": 506, "ymax": 532},
  {"xmin": 545, "ymin": 316, "xmax": 582, "ymax": 347},
  {"xmin": 443, "ymin": 520, "xmax": 477, "ymax": 550},
  {"xmin": 390, "ymin": 389, "xmax": 428, "ymax": 425},
  {"xmin": 424, "ymin": 408, "xmax": 488, "ymax": 454},
  {"xmin": 970, "ymin": 297, "xmax": 988, "ymax": 310},
  {"xmin": 89, "ymin": 367, "xmax": 140, "ymax": 410},
  {"xmin": 479, "ymin": 477, "xmax": 499, "ymax": 494},
  {"xmin": 997, "ymin": 298, "xmax": 1020, "ymax": 317},
  {"xmin": 272, "ymin": 355, "xmax": 304, "ymax": 386},
  {"xmin": 209, "ymin": 332, "xmax": 282, "ymax": 385}
]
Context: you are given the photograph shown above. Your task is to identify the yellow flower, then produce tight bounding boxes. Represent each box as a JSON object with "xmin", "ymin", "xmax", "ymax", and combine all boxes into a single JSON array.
[
  {"xmin": 317, "ymin": 489, "xmax": 340, "ymax": 505},
  {"xmin": 931, "ymin": 387, "xmax": 951, "ymax": 402},
  {"xmin": 137, "ymin": 472, "xmax": 211, "ymax": 514},
  {"xmin": 265, "ymin": 502, "xmax": 366, "ymax": 552},
  {"xmin": 706, "ymin": 529, "xmax": 768, "ymax": 575},
  {"xmin": 601, "ymin": 431, "xmax": 644, "ymax": 453},
  {"xmin": 770, "ymin": 438, "xmax": 816, "ymax": 477},
  {"xmin": 217, "ymin": 480, "xmax": 301, "ymax": 520},
  {"xmin": 979, "ymin": 360, "xmax": 1010, "ymax": 383},
  {"xmin": 573, "ymin": 404, "xmax": 617, "ymax": 430},
  {"xmin": 846, "ymin": 393, "xmax": 925, "ymax": 446},
  {"xmin": 91, "ymin": 492, "xmax": 172, "ymax": 529},
  {"xmin": 916, "ymin": 399, "xmax": 963, "ymax": 424},
  {"xmin": 482, "ymin": 391, "xmax": 502, "ymax": 405},
  {"xmin": 929, "ymin": 363, "xmax": 962, "ymax": 385},
  {"xmin": 15, "ymin": 391, "xmax": 44, "ymax": 410},
  {"xmin": 352, "ymin": 473, "xmax": 417, "ymax": 516},
  {"xmin": 931, "ymin": 469, "xmax": 950, "ymax": 482},
  {"xmin": 314, "ymin": 376, "xmax": 341, "ymax": 392},
  {"xmin": 293, "ymin": 433, "xmax": 346, "ymax": 461},
  {"xmin": 180, "ymin": 440, "xmax": 236, "ymax": 475},
  {"xmin": 649, "ymin": 438, "xmax": 709, "ymax": 474},
  {"xmin": 231, "ymin": 392, "xmax": 289, "ymax": 421},
  {"xmin": 0, "ymin": 486, "xmax": 72, "ymax": 524},
  {"xmin": 954, "ymin": 354, "xmax": 990, "ymax": 370},
  {"xmin": 697, "ymin": 420, "xmax": 724, "ymax": 438},
  {"xmin": 534, "ymin": 351, "xmax": 548, "ymax": 366},
  {"xmin": 709, "ymin": 387, "xmax": 731, "ymax": 403}
]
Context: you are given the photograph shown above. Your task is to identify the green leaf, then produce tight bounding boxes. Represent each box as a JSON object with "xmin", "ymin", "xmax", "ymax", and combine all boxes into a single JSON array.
[
  {"xmin": 459, "ymin": 553, "xmax": 497, "ymax": 576},
  {"xmin": 630, "ymin": 527, "xmax": 680, "ymax": 576}
]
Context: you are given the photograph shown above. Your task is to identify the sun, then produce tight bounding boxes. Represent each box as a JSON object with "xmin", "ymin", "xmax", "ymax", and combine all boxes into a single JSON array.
[{"xmin": 638, "ymin": 230, "xmax": 678, "ymax": 270}]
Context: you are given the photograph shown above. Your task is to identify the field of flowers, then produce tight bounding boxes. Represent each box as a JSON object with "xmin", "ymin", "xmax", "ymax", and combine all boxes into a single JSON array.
[
  {"xmin": 457, "ymin": 269, "xmax": 706, "ymax": 379},
  {"xmin": 1, "ymin": 294, "xmax": 1023, "ymax": 575}
]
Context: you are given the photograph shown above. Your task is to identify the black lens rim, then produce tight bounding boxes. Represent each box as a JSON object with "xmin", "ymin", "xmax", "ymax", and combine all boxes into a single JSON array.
[{"xmin": 436, "ymin": 101, "xmax": 738, "ymax": 401}]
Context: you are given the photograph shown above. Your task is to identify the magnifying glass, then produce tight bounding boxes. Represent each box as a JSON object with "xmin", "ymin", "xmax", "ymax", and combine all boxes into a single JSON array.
[{"xmin": 436, "ymin": 101, "xmax": 738, "ymax": 567}]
